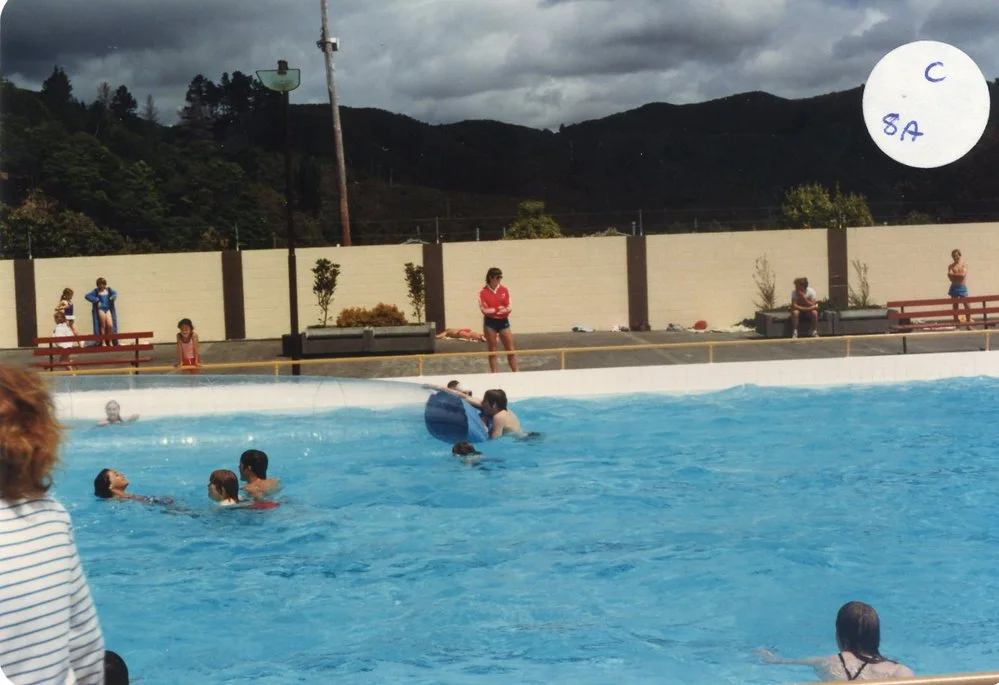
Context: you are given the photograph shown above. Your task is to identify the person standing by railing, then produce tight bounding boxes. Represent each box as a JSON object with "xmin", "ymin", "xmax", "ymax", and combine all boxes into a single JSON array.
[
  {"xmin": 948, "ymin": 249, "xmax": 971, "ymax": 328},
  {"xmin": 479, "ymin": 267, "xmax": 520, "ymax": 372},
  {"xmin": 0, "ymin": 365, "xmax": 105, "ymax": 684}
]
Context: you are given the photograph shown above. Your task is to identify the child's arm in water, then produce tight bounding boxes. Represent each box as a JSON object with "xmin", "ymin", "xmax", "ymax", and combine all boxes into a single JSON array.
[{"xmin": 755, "ymin": 649, "xmax": 833, "ymax": 679}]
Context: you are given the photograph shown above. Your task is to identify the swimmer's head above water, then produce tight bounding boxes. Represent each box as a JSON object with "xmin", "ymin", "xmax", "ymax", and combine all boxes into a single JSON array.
[
  {"xmin": 208, "ymin": 469, "xmax": 241, "ymax": 504},
  {"xmin": 481, "ymin": 389, "xmax": 508, "ymax": 415},
  {"xmin": 94, "ymin": 468, "xmax": 129, "ymax": 499},
  {"xmin": 835, "ymin": 601, "xmax": 884, "ymax": 659},
  {"xmin": 105, "ymin": 400, "xmax": 121, "ymax": 423},
  {"xmin": 239, "ymin": 449, "xmax": 269, "ymax": 480},
  {"xmin": 451, "ymin": 441, "xmax": 481, "ymax": 457}
]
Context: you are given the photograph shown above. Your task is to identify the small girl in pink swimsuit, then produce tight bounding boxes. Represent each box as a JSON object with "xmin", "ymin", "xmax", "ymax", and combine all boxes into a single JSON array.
[{"xmin": 176, "ymin": 318, "xmax": 201, "ymax": 374}]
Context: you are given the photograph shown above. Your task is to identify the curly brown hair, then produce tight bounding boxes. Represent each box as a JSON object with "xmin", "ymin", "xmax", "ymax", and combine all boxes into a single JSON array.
[{"xmin": 0, "ymin": 365, "xmax": 63, "ymax": 501}]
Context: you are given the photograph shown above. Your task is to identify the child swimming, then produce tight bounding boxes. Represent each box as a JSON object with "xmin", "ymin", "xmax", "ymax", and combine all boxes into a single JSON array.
[
  {"xmin": 209, "ymin": 469, "xmax": 279, "ymax": 510},
  {"xmin": 97, "ymin": 400, "xmax": 139, "ymax": 426}
]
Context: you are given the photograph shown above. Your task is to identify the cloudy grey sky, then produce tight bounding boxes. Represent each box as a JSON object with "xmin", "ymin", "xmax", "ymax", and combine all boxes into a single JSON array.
[{"xmin": 1, "ymin": 0, "xmax": 997, "ymax": 129}]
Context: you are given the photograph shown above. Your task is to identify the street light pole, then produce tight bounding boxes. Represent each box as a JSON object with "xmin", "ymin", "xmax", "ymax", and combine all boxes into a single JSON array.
[
  {"xmin": 256, "ymin": 60, "xmax": 303, "ymax": 375},
  {"xmin": 318, "ymin": 0, "xmax": 352, "ymax": 246},
  {"xmin": 283, "ymin": 88, "xmax": 300, "ymax": 375}
]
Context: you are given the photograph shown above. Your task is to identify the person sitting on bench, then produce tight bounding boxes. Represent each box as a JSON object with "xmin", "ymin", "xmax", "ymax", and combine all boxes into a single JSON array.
[{"xmin": 790, "ymin": 277, "xmax": 820, "ymax": 339}]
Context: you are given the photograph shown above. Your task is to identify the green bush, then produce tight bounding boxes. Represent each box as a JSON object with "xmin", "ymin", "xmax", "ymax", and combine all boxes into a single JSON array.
[{"xmin": 336, "ymin": 303, "xmax": 409, "ymax": 327}]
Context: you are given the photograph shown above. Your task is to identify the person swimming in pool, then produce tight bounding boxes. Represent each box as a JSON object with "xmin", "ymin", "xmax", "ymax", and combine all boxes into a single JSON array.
[
  {"xmin": 93, "ymin": 469, "xmax": 172, "ymax": 505},
  {"xmin": 451, "ymin": 440, "xmax": 483, "ymax": 464},
  {"xmin": 209, "ymin": 469, "xmax": 279, "ymax": 510},
  {"xmin": 98, "ymin": 400, "xmax": 139, "ymax": 426},
  {"xmin": 238, "ymin": 449, "xmax": 281, "ymax": 498},
  {"xmin": 757, "ymin": 601, "xmax": 914, "ymax": 681},
  {"xmin": 431, "ymin": 385, "xmax": 526, "ymax": 439}
]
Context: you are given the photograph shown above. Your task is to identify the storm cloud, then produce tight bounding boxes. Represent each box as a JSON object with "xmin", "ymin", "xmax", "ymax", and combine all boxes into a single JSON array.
[{"xmin": 1, "ymin": 0, "xmax": 996, "ymax": 129}]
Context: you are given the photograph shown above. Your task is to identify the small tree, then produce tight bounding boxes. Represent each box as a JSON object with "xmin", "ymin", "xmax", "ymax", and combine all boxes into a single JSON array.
[
  {"xmin": 504, "ymin": 200, "xmax": 563, "ymax": 239},
  {"xmin": 404, "ymin": 262, "xmax": 426, "ymax": 323},
  {"xmin": 312, "ymin": 258, "xmax": 341, "ymax": 326},
  {"xmin": 779, "ymin": 182, "xmax": 874, "ymax": 229},
  {"xmin": 753, "ymin": 254, "xmax": 777, "ymax": 311},
  {"xmin": 829, "ymin": 184, "xmax": 874, "ymax": 229}
]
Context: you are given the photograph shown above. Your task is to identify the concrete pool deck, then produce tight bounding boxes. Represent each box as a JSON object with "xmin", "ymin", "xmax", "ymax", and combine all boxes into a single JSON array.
[{"xmin": 1, "ymin": 328, "xmax": 995, "ymax": 379}]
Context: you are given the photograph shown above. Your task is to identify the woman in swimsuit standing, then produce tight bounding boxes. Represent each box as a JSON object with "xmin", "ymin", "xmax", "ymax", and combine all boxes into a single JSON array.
[
  {"xmin": 478, "ymin": 267, "xmax": 519, "ymax": 373},
  {"xmin": 84, "ymin": 277, "xmax": 117, "ymax": 347},
  {"xmin": 757, "ymin": 601, "xmax": 914, "ymax": 680}
]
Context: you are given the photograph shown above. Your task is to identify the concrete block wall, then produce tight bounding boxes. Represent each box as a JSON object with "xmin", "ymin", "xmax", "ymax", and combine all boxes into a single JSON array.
[
  {"xmin": 848, "ymin": 223, "xmax": 999, "ymax": 304},
  {"xmin": 0, "ymin": 261, "xmax": 16, "ymax": 348},
  {"xmin": 3, "ymin": 221, "xmax": 999, "ymax": 348},
  {"xmin": 443, "ymin": 237, "xmax": 630, "ymax": 334},
  {"xmin": 242, "ymin": 245, "xmax": 424, "ymax": 340},
  {"xmin": 297, "ymin": 245, "xmax": 424, "ymax": 328},
  {"xmin": 646, "ymin": 229, "xmax": 828, "ymax": 329},
  {"xmin": 31, "ymin": 252, "xmax": 225, "ymax": 344}
]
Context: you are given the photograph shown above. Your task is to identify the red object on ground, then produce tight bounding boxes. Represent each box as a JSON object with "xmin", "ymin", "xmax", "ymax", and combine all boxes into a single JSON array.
[{"xmin": 693, "ymin": 320, "xmax": 708, "ymax": 330}]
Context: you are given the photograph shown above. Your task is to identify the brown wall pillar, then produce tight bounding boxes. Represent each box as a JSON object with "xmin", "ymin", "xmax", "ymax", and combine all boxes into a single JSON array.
[
  {"xmin": 422, "ymin": 243, "xmax": 446, "ymax": 332},
  {"xmin": 221, "ymin": 251, "xmax": 246, "ymax": 340},
  {"xmin": 626, "ymin": 236, "xmax": 650, "ymax": 329},
  {"xmin": 14, "ymin": 259, "xmax": 37, "ymax": 348},
  {"xmin": 827, "ymin": 228, "xmax": 848, "ymax": 309}
]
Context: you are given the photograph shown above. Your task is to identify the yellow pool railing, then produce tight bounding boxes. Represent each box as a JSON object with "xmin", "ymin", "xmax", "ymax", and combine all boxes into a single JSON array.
[{"xmin": 39, "ymin": 328, "xmax": 996, "ymax": 377}]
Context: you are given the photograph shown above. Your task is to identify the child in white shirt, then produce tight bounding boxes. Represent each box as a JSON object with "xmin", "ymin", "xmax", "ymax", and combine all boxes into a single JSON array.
[{"xmin": 53, "ymin": 311, "xmax": 79, "ymax": 370}]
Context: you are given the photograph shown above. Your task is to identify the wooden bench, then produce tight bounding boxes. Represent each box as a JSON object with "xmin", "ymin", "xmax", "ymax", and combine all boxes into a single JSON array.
[
  {"xmin": 887, "ymin": 296, "xmax": 999, "ymax": 353},
  {"xmin": 33, "ymin": 331, "xmax": 155, "ymax": 371}
]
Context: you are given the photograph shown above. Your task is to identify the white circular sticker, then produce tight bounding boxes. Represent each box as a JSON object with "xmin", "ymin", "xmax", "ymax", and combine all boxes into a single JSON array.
[{"xmin": 862, "ymin": 40, "xmax": 990, "ymax": 168}]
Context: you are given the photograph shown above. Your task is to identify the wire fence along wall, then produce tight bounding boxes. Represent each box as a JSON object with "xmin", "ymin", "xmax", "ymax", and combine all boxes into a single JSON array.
[{"xmin": 321, "ymin": 198, "xmax": 999, "ymax": 246}]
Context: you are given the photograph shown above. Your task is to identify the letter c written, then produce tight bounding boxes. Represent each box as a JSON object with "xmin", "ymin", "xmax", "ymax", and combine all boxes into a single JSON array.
[{"xmin": 925, "ymin": 61, "xmax": 945, "ymax": 82}]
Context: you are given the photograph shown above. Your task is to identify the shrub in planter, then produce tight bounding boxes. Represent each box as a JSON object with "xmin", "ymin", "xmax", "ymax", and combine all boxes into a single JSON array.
[{"xmin": 336, "ymin": 303, "xmax": 409, "ymax": 327}]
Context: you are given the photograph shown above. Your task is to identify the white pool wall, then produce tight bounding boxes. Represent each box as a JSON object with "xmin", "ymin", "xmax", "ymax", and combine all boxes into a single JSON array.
[
  {"xmin": 404, "ymin": 350, "xmax": 999, "ymax": 400},
  {"xmin": 51, "ymin": 351, "xmax": 999, "ymax": 421}
]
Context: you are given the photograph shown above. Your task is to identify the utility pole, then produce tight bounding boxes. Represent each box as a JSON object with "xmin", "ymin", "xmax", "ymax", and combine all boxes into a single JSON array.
[{"xmin": 318, "ymin": 0, "xmax": 352, "ymax": 246}]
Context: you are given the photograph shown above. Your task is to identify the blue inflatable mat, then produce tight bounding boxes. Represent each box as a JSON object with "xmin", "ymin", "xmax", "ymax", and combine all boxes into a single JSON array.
[{"xmin": 425, "ymin": 391, "xmax": 490, "ymax": 444}]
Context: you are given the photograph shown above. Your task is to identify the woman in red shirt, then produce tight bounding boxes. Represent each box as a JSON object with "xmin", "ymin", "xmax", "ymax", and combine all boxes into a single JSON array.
[{"xmin": 478, "ymin": 267, "xmax": 520, "ymax": 372}]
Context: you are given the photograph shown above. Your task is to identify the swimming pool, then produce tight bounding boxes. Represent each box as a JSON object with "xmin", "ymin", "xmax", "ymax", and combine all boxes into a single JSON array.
[{"xmin": 56, "ymin": 376, "xmax": 999, "ymax": 684}]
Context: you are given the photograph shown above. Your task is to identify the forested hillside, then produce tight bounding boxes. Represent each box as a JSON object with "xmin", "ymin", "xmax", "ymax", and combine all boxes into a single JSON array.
[{"xmin": 2, "ymin": 67, "xmax": 998, "ymax": 258}]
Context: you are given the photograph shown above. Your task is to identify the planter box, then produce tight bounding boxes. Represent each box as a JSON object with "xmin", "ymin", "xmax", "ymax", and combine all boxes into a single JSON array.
[
  {"xmin": 368, "ymin": 324, "xmax": 436, "ymax": 354},
  {"xmin": 301, "ymin": 326, "xmax": 370, "ymax": 356},
  {"xmin": 833, "ymin": 308, "xmax": 896, "ymax": 336},
  {"xmin": 755, "ymin": 309, "xmax": 897, "ymax": 338},
  {"xmin": 288, "ymin": 322, "xmax": 437, "ymax": 357},
  {"xmin": 754, "ymin": 310, "xmax": 834, "ymax": 338}
]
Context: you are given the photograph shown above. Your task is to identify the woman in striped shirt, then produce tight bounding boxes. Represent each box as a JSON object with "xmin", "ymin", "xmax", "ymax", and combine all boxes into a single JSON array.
[{"xmin": 0, "ymin": 365, "xmax": 105, "ymax": 684}]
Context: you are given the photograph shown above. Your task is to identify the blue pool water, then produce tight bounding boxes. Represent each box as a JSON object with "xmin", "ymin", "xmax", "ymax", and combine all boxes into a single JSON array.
[{"xmin": 54, "ymin": 377, "xmax": 999, "ymax": 684}]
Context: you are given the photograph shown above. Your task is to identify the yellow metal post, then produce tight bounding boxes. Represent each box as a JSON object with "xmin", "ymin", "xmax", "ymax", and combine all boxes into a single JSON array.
[
  {"xmin": 845, "ymin": 337, "xmax": 852, "ymax": 358},
  {"xmin": 560, "ymin": 350, "xmax": 566, "ymax": 370}
]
